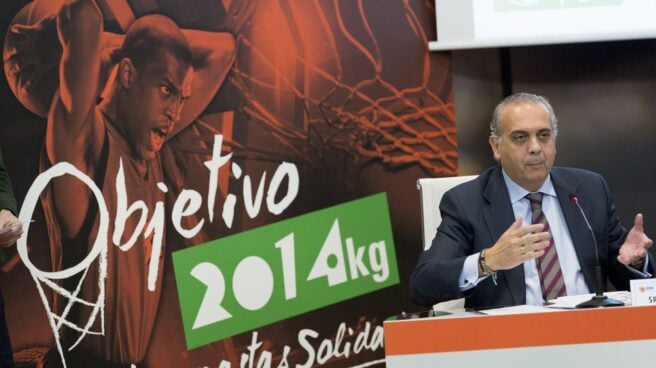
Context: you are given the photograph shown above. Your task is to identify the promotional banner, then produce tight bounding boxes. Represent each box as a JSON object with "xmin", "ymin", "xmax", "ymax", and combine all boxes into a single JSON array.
[{"xmin": 0, "ymin": 0, "xmax": 455, "ymax": 366}]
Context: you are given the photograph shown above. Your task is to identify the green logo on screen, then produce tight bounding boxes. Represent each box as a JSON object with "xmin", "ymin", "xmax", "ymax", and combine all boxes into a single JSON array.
[
  {"xmin": 495, "ymin": 0, "xmax": 622, "ymax": 11},
  {"xmin": 172, "ymin": 193, "xmax": 399, "ymax": 349}
]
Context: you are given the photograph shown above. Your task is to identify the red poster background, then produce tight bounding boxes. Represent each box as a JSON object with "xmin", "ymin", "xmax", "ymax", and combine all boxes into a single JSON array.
[{"xmin": 0, "ymin": 0, "xmax": 455, "ymax": 366}]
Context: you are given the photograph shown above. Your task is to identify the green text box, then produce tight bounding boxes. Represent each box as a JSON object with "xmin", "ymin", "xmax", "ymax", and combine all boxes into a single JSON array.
[{"xmin": 173, "ymin": 193, "xmax": 399, "ymax": 349}]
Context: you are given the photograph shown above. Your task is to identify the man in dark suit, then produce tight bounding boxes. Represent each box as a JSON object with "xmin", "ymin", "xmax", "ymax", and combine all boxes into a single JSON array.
[
  {"xmin": 410, "ymin": 92, "xmax": 653, "ymax": 309},
  {"xmin": 0, "ymin": 147, "xmax": 23, "ymax": 367}
]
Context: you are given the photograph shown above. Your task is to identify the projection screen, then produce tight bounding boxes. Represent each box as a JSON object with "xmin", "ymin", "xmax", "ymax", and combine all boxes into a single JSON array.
[{"xmin": 429, "ymin": 0, "xmax": 656, "ymax": 51}]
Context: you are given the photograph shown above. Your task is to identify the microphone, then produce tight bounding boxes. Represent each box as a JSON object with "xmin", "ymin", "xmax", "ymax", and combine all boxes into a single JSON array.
[{"xmin": 569, "ymin": 194, "xmax": 624, "ymax": 308}]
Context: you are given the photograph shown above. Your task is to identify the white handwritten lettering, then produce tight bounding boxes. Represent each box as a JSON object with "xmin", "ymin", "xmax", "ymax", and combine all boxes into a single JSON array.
[{"xmin": 209, "ymin": 321, "xmax": 384, "ymax": 368}]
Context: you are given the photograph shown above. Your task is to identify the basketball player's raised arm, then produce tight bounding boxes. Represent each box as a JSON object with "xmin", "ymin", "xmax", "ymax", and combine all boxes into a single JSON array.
[
  {"xmin": 45, "ymin": 0, "xmax": 104, "ymax": 237},
  {"xmin": 174, "ymin": 29, "xmax": 237, "ymax": 136},
  {"xmin": 46, "ymin": 0, "xmax": 103, "ymax": 166}
]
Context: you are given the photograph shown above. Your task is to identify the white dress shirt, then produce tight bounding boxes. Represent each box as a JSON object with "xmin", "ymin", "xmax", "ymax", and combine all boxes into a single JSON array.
[{"xmin": 503, "ymin": 171, "xmax": 589, "ymax": 305}]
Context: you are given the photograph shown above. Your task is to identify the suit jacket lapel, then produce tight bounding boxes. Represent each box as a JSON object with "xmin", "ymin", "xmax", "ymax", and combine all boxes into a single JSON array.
[{"xmin": 482, "ymin": 166, "xmax": 526, "ymax": 305}]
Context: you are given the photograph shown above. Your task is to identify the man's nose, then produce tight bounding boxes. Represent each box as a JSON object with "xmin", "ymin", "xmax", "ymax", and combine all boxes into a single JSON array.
[
  {"xmin": 165, "ymin": 99, "xmax": 183, "ymax": 123},
  {"xmin": 528, "ymin": 136, "xmax": 542, "ymax": 153}
]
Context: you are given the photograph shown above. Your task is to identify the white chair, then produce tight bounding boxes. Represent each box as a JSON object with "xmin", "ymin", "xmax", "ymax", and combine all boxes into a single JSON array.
[{"xmin": 416, "ymin": 175, "xmax": 478, "ymax": 312}]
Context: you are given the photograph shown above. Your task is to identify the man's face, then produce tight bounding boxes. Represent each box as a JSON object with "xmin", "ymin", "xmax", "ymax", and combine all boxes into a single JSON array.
[
  {"xmin": 489, "ymin": 101, "xmax": 556, "ymax": 192},
  {"xmin": 123, "ymin": 51, "xmax": 193, "ymax": 161}
]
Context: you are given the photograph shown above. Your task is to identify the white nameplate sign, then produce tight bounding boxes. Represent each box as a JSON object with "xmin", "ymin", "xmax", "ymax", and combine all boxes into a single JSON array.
[{"xmin": 630, "ymin": 278, "xmax": 656, "ymax": 306}]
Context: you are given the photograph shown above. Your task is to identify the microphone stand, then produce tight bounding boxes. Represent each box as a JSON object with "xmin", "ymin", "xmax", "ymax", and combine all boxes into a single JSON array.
[
  {"xmin": 571, "ymin": 195, "xmax": 624, "ymax": 308},
  {"xmin": 576, "ymin": 265, "xmax": 624, "ymax": 308}
]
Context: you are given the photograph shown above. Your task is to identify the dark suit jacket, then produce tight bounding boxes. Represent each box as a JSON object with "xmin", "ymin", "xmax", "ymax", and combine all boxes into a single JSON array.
[
  {"xmin": 0, "ymin": 146, "xmax": 16, "ymax": 333},
  {"xmin": 410, "ymin": 165, "xmax": 654, "ymax": 309},
  {"xmin": 0, "ymin": 148, "xmax": 17, "ymax": 214}
]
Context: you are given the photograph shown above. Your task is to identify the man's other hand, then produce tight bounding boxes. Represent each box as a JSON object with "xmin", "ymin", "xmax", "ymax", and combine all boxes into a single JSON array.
[
  {"xmin": 0, "ymin": 209, "xmax": 23, "ymax": 247},
  {"xmin": 618, "ymin": 213, "xmax": 653, "ymax": 266}
]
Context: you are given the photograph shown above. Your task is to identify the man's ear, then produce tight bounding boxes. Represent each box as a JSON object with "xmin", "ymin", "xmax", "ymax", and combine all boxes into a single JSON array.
[
  {"xmin": 118, "ymin": 58, "xmax": 136, "ymax": 90},
  {"xmin": 489, "ymin": 135, "xmax": 501, "ymax": 162}
]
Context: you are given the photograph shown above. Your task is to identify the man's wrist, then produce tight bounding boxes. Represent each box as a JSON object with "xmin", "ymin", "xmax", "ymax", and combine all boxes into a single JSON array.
[
  {"xmin": 479, "ymin": 248, "xmax": 498, "ymax": 285},
  {"xmin": 630, "ymin": 256, "xmax": 646, "ymax": 269}
]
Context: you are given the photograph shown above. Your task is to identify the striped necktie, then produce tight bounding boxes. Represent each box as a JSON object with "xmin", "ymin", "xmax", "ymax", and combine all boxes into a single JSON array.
[{"xmin": 526, "ymin": 192, "xmax": 567, "ymax": 301}]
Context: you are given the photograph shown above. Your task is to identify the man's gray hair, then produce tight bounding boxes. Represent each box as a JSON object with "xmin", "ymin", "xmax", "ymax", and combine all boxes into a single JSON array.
[{"xmin": 489, "ymin": 92, "xmax": 558, "ymax": 141}]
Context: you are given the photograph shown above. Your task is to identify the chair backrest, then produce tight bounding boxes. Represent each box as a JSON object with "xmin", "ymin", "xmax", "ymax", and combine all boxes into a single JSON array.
[{"xmin": 416, "ymin": 175, "xmax": 478, "ymax": 250}]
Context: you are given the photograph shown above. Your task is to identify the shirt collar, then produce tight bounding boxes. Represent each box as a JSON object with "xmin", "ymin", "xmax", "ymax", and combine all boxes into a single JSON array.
[{"xmin": 501, "ymin": 169, "xmax": 557, "ymax": 204}]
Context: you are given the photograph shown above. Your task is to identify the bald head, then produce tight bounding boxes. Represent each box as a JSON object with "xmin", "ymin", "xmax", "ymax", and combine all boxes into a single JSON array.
[
  {"xmin": 490, "ymin": 92, "xmax": 558, "ymax": 143},
  {"xmin": 120, "ymin": 14, "xmax": 193, "ymax": 73}
]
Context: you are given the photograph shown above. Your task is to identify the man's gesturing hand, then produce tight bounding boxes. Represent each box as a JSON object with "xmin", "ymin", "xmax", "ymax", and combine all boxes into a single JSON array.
[
  {"xmin": 618, "ymin": 213, "xmax": 652, "ymax": 267},
  {"xmin": 485, "ymin": 218, "xmax": 551, "ymax": 271}
]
